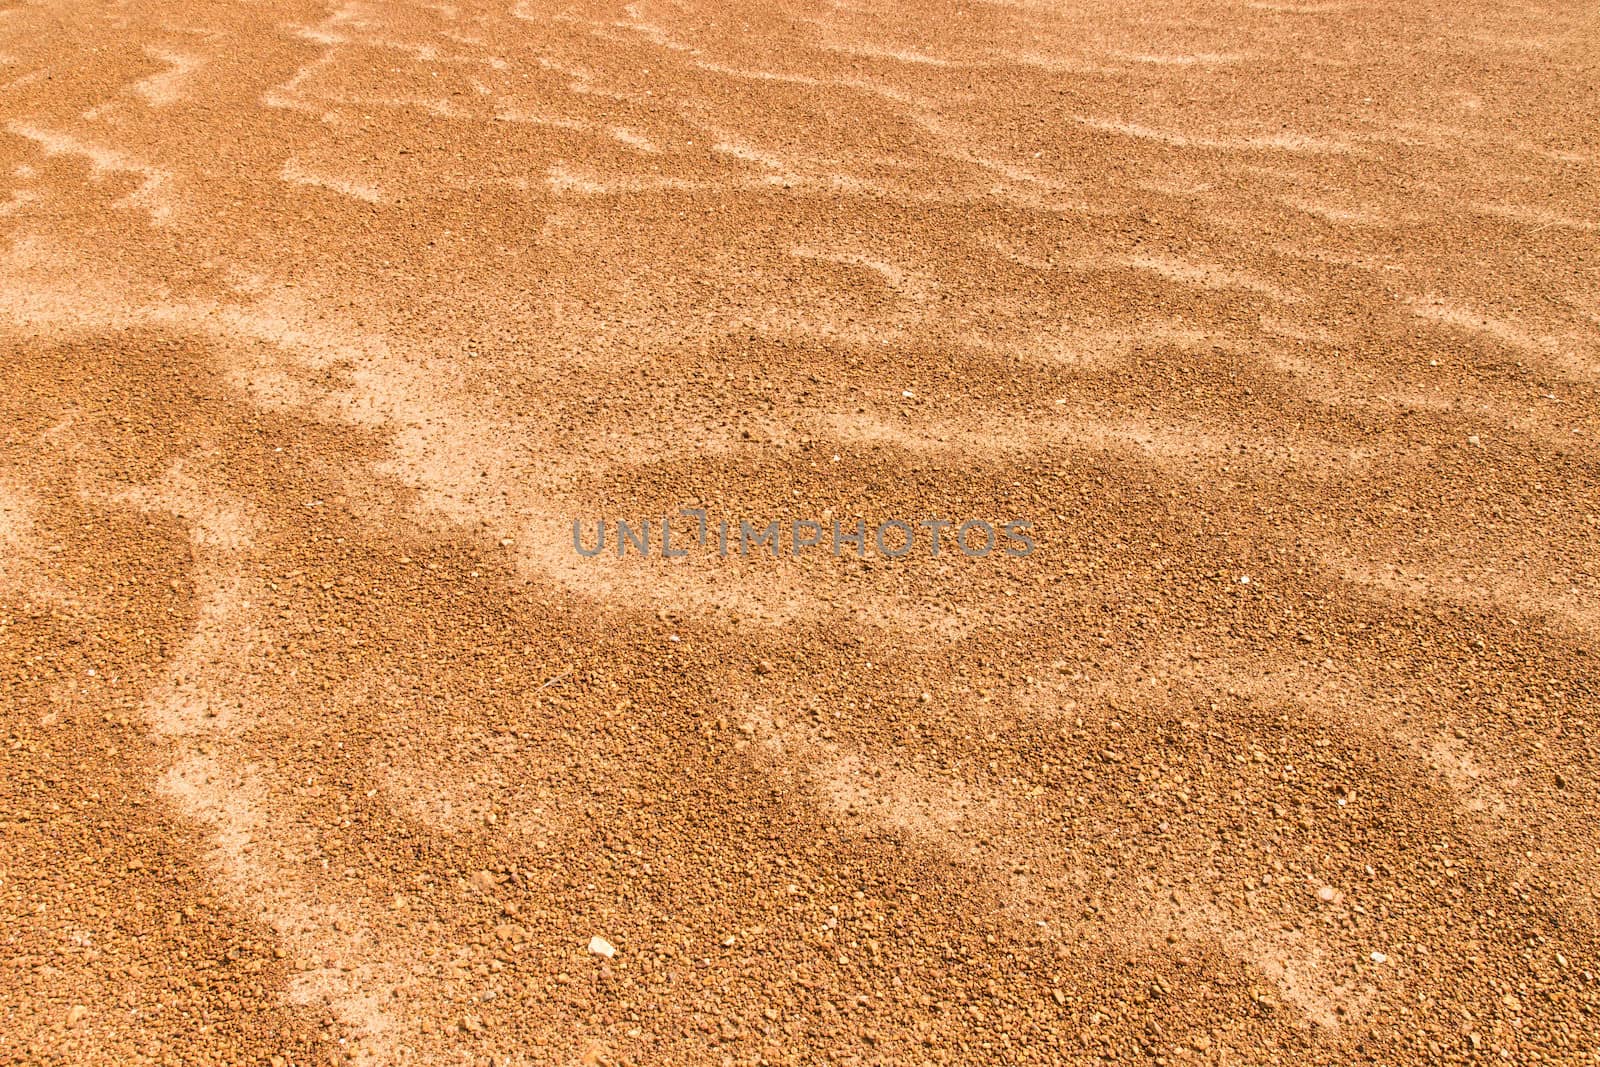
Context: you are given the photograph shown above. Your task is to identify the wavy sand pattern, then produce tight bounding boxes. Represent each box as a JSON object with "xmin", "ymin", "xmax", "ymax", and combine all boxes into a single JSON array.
[{"xmin": 2, "ymin": 0, "xmax": 1598, "ymax": 1064}]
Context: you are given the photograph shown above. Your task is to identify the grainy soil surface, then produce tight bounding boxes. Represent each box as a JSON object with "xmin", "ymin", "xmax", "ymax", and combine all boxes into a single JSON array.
[{"xmin": 2, "ymin": 0, "xmax": 1599, "ymax": 1063}]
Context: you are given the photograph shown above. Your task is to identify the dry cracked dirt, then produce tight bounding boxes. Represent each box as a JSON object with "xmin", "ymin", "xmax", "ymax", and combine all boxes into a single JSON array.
[{"xmin": 2, "ymin": 0, "xmax": 1599, "ymax": 1064}]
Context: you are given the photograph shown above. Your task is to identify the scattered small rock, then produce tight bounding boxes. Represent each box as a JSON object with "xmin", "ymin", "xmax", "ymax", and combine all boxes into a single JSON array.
[{"xmin": 588, "ymin": 935, "xmax": 617, "ymax": 958}]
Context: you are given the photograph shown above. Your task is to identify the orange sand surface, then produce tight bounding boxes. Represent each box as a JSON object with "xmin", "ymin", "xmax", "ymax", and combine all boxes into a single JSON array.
[{"xmin": 2, "ymin": 0, "xmax": 1598, "ymax": 1063}]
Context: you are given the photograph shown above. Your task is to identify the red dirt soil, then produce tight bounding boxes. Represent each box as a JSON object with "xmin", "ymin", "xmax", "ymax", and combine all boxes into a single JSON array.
[{"xmin": 2, "ymin": 0, "xmax": 1598, "ymax": 1064}]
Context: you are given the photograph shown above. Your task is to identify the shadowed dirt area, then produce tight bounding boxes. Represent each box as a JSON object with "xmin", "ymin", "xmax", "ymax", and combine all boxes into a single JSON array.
[{"xmin": 2, "ymin": 0, "xmax": 1598, "ymax": 1063}]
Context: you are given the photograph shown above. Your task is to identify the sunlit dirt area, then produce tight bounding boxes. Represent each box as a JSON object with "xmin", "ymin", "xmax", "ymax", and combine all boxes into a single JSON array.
[{"xmin": 2, "ymin": 0, "xmax": 1598, "ymax": 1063}]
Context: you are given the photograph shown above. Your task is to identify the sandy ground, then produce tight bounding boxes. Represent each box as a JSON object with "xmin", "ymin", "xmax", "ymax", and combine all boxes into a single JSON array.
[{"xmin": 2, "ymin": 0, "xmax": 1599, "ymax": 1063}]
